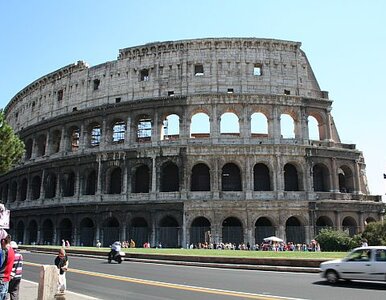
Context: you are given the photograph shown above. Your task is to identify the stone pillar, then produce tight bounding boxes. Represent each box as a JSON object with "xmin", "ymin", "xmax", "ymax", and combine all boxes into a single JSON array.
[
  {"xmin": 44, "ymin": 130, "xmax": 51, "ymax": 156},
  {"xmin": 95, "ymin": 223, "xmax": 100, "ymax": 245},
  {"xmin": 272, "ymin": 107, "xmax": 280, "ymax": 143},
  {"xmin": 39, "ymin": 169, "xmax": 46, "ymax": 200},
  {"xmin": 326, "ymin": 108, "xmax": 333, "ymax": 141},
  {"xmin": 38, "ymin": 265, "xmax": 59, "ymax": 300},
  {"xmin": 335, "ymin": 211, "xmax": 341, "ymax": 230},
  {"xmin": 330, "ymin": 158, "xmax": 339, "ymax": 192},
  {"xmin": 151, "ymin": 156, "xmax": 157, "ymax": 193},
  {"xmin": 353, "ymin": 160, "xmax": 360, "ymax": 194},
  {"xmin": 96, "ymin": 155, "xmax": 102, "ymax": 195}
]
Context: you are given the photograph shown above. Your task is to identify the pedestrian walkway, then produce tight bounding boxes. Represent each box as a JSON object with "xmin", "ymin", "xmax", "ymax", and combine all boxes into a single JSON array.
[{"xmin": 20, "ymin": 279, "xmax": 99, "ymax": 300}]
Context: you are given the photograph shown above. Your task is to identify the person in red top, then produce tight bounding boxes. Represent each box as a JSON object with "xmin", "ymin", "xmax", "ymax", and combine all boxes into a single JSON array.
[{"xmin": 0, "ymin": 234, "xmax": 15, "ymax": 300}]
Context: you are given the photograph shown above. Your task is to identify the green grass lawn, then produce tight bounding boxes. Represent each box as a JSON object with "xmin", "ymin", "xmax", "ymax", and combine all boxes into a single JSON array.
[{"xmin": 25, "ymin": 245, "xmax": 347, "ymax": 259}]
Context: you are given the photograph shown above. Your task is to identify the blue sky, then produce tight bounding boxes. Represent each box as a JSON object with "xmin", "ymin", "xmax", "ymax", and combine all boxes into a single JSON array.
[{"xmin": 1, "ymin": 1, "xmax": 385, "ymax": 199}]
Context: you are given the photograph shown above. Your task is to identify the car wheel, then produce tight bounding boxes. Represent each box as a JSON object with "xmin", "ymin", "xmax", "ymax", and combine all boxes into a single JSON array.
[{"xmin": 326, "ymin": 270, "xmax": 338, "ymax": 284}]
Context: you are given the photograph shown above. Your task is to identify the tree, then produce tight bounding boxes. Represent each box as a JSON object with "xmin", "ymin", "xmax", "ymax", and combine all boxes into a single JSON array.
[
  {"xmin": 315, "ymin": 228, "xmax": 358, "ymax": 251},
  {"xmin": 0, "ymin": 109, "xmax": 25, "ymax": 174},
  {"xmin": 361, "ymin": 221, "xmax": 386, "ymax": 246}
]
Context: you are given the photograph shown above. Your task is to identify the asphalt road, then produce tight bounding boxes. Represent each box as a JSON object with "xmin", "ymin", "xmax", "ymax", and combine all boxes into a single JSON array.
[{"xmin": 22, "ymin": 251, "xmax": 386, "ymax": 300}]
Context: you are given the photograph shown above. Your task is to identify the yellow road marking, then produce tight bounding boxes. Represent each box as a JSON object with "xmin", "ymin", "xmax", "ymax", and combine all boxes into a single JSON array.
[{"xmin": 24, "ymin": 261, "xmax": 302, "ymax": 300}]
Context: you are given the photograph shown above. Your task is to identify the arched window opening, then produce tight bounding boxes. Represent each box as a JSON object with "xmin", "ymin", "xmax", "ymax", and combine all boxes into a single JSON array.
[
  {"xmin": 160, "ymin": 162, "xmax": 179, "ymax": 192},
  {"xmin": 20, "ymin": 178, "xmax": 28, "ymax": 201},
  {"xmin": 313, "ymin": 164, "xmax": 330, "ymax": 192},
  {"xmin": 59, "ymin": 218, "xmax": 73, "ymax": 245},
  {"xmin": 36, "ymin": 134, "xmax": 46, "ymax": 157},
  {"xmin": 253, "ymin": 163, "xmax": 271, "ymax": 191},
  {"xmin": 284, "ymin": 164, "xmax": 299, "ymax": 191},
  {"xmin": 190, "ymin": 112, "xmax": 210, "ymax": 138},
  {"xmin": 16, "ymin": 221, "xmax": 25, "ymax": 244},
  {"xmin": 51, "ymin": 130, "xmax": 61, "ymax": 154},
  {"xmin": 25, "ymin": 139, "xmax": 33, "ymax": 159},
  {"xmin": 137, "ymin": 115, "xmax": 152, "ymax": 142},
  {"xmin": 90, "ymin": 124, "xmax": 101, "ymax": 147},
  {"xmin": 28, "ymin": 220, "xmax": 38, "ymax": 244},
  {"xmin": 190, "ymin": 217, "xmax": 211, "ymax": 247},
  {"xmin": 109, "ymin": 168, "xmax": 122, "ymax": 194},
  {"xmin": 222, "ymin": 163, "xmax": 242, "ymax": 191},
  {"xmin": 45, "ymin": 173, "xmax": 57, "ymax": 199},
  {"xmin": 161, "ymin": 114, "xmax": 180, "ymax": 140},
  {"xmin": 80, "ymin": 218, "xmax": 94, "ymax": 246},
  {"xmin": 62, "ymin": 172, "xmax": 75, "ymax": 197},
  {"xmin": 365, "ymin": 217, "xmax": 376, "ymax": 225},
  {"xmin": 222, "ymin": 217, "xmax": 243, "ymax": 245},
  {"xmin": 102, "ymin": 217, "xmax": 119, "ymax": 247},
  {"xmin": 112, "ymin": 120, "xmax": 126, "ymax": 143},
  {"xmin": 133, "ymin": 165, "xmax": 150, "ymax": 193},
  {"xmin": 342, "ymin": 216, "xmax": 357, "ymax": 236},
  {"xmin": 316, "ymin": 216, "xmax": 334, "ymax": 234},
  {"xmin": 130, "ymin": 217, "xmax": 149, "ymax": 247},
  {"xmin": 84, "ymin": 170, "xmax": 97, "ymax": 195},
  {"xmin": 42, "ymin": 219, "xmax": 54, "ymax": 245},
  {"xmin": 338, "ymin": 166, "xmax": 354, "ymax": 193},
  {"xmin": 308, "ymin": 116, "xmax": 319, "ymax": 140},
  {"xmin": 10, "ymin": 182, "xmax": 17, "ymax": 202},
  {"xmin": 1, "ymin": 185, "xmax": 8, "ymax": 203},
  {"xmin": 280, "ymin": 114, "xmax": 295, "ymax": 139},
  {"xmin": 251, "ymin": 112, "xmax": 268, "ymax": 138},
  {"xmin": 191, "ymin": 163, "xmax": 210, "ymax": 191},
  {"xmin": 158, "ymin": 216, "xmax": 179, "ymax": 248},
  {"xmin": 285, "ymin": 217, "xmax": 304, "ymax": 244},
  {"xmin": 31, "ymin": 176, "xmax": 41, "ymax": 200},
  {"xmin": 220, "ymin": 112, "xmax": 239, "ymax": 136},
  {"xmin": 255, "ymin": 217, "xmax": 275, "ymax": 244}
]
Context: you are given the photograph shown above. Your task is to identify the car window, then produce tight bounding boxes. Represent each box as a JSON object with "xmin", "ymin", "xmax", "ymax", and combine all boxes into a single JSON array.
[
  {"xmin": 347, "ymin": 249, "xmax": 372, "ymax": 262},
  {"xmin": 375, "ymin": 249, "xmax": 386, "ymax": 262}
]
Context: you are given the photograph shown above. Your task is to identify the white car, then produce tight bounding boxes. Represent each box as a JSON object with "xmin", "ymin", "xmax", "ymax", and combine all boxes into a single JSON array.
[{"xmin": 320, "ymin": 246, "xmax": 386, "ymax": 283}]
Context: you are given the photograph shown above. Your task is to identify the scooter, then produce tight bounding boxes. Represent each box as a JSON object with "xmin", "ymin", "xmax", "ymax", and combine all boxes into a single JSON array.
[{"xmin": 107, "ymin": 249, "xmax": 125, "ymax": 263}]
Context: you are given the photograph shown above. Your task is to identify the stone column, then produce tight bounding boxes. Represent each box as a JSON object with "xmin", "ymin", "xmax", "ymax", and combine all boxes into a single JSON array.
[
  {"xmin": 335, "ymin": 211, "xmax": 341, "ymax": 230},
  {"xmin": 353, "ymin": 160, "xmax": 360, "ymax": 194},
  {"xmin": 96, "ymin": 155, "xmax": 102, "ymax": 195},
  {"xmin": 331, "ymin": 158, "xmax": 339, "ymax": 193},
  {"xmin": 44, "ymin": 130, "xmax": 51, "ymax": 156},
  {"xmin": 151, "ymin": 156, "xmax": 157, "ymax": 193}
]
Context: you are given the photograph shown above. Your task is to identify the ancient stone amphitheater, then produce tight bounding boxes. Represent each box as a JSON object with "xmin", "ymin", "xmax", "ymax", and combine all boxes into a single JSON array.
[{"xmin": 1, "ymin": 38, "xmax": 384, "ymax": 248}]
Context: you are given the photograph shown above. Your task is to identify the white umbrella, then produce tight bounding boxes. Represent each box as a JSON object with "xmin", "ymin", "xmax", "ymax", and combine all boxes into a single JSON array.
[{"xmin": 263, "ymin": 236, "xmax": 283, "ymax": 243}]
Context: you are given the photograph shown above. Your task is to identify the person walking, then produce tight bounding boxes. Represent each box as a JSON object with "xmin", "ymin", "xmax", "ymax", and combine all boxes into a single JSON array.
[
  {"xmin": 8, "ymin": 241, "xmax": 23, "ymax": 300},
  {"xmin": 0, "ymin": 234, "xmax": 15, "ymax": 300},
  {"xmin": 54, "ymin": 249, "xmax": 69, "ymax": 295}
]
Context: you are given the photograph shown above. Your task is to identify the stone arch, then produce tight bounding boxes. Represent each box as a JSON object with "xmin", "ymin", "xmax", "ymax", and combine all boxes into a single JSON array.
[
  {"xmin": 191, "ymin": 163, "xmax": 210, "ymax": 191},
  {"xmin": 20, "ymin": 178, "xmax": 28, "ymax": 201},
  {"xmin": 42, "ymin": 219, "xmax": 54, "ymax": 245},
  {"xmin": 112, "ymin": 118, "xmax": 126, "ymax": 143},
  {"xmin": 84, "ymin": 169, "xmax": 97, "ymax": 195},
  {"xmin": 28, "ymin": 220, "xmax": 38, "ymax": 244},
  {"xmin": 59, "ymin": 218, "xmax": 73, "ymax": 245},
  {"xmin": 136, "ymin": 114, "xmax": 152, "ymax": 142},
  {"xmin": 338, "ymin": 165, "xmax": 354, "ymax": 193},
  {"xmin": 313, "ymin": 163, "xmax": 330, "ymax": 192},
  {"xmin": 69, "ymin": 126, "xmax": 80, "ymax": 152},
  {"xmin": 284, "ymin": 163, "xmax": 300, "ymax": 191},
  {"xmin": 132, "ymin": 164, "xmax": 150, "ymax": 193},
  {"xmin": 251, "ymin": 112, "xmax": 268, "ymax": 137},
  {"xmin": 36, "ymin": 134, "xmax": 47, "ymax": 157},
  {"xmin": 190, "ymin": 216, "xmax": 211, "ymax": 246},
  {"xmin": 315, "ymin": 216, "xmax": 334, "ymax": 234},
  {"xmin": 307, "ymin": 115, "xmax": 319, "ymax": 140},
  {"xmin": 25, "ymin": 138, "xmax": 33, "ymax": 159},
  {"xmin": 62, "ymin": 171, "xmax": 75, "ymax": 197},
  {"xmin": 80, "ymin": 217, "xmax": 95, "ymax": 246},
  {"xmin": 161, "ymin": 113, "xmax": 180, "ymax": 140},
  {"xmin": 102, "ymin": 217, "xmax": 120, "ymax": 247},
  {"xmin": 365, "ymin": 217, "xmax": 376, "ymax": 224},
  {"xmin": 220, "ymin": 112, "xmax": 239, "ymax": 135},
  {"xmin": 307, "ymin": 111, "xmax": 327, "ymax": 140},
  {"xmin": 31, "ymin": 175, "xmax": 41, "ymax": 200},
  {"xmin": 222, "ymin": 217, "xmax": 243, "ymax": 245},
  {"xmin": 342, "ymin": 216, "xmax": 358, "ymax": 236},
  {"xmin": 16, "ymin": 221, "xmax": 25, "ymax": 244},
  {"xmin": 255, "ymin": 217, "xmax": 275, "ymax": 243},
  {"xmin": 158, "ymin": 216, "xmax": 180, "ymax": 248},
  {"xmin": 10, "ymin": 181, "xmax": 17, "ymax": 202},
  {"xmin": 89, "ymin": 122, "xmax": 101, "ymax": 147},
  {"xmin": 45, "ymin": 172, "xmax": 57, "ymax": 199},
  {"xmin": 285, "ymin": 216, "xmax": 305, "ymax": 243},
  {"xmin": 160, "ymin": 162, "xmax": 179, "ymax": 192},
  {"xmin": 107, "ymin": 167, "xmax": 122, "ymax": 194},
  {"xmin": 253, "ymin": 163, "xmax": 271, "ymax": 191},
  {"xmin": 50, "ymin": 129, "xmax": 61, "ymax": 154},
  {"xmin": 280, "ymin": 113, "xmax": 295, "ymax": 139},
  {"xmin": 130, "ymin": 217, "xmax": 149, "ymax": 247},
  {"xmin": 222, "ymin": 163, "xmax": 242, "ymax": 191},
  {"xmin": 190, "ymin": 112, "xmax": 210, "ymax": 138}
]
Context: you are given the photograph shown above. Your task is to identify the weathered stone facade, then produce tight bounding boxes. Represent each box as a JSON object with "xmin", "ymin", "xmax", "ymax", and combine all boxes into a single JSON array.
[{"xmin": 0, "ymin": 38, "xmax": 384, "ymax": 247}]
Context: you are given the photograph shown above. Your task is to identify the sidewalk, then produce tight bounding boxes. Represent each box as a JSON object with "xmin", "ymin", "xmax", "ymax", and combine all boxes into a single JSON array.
[{"xmin": 20, "ymin": 279, "xmax": 99, "ymax": 300}]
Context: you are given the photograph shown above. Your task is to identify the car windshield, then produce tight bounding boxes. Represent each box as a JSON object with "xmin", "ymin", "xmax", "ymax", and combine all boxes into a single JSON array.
[{"xmin": 346, "ymin": 249, "xmax": 372, "ymax": 261}]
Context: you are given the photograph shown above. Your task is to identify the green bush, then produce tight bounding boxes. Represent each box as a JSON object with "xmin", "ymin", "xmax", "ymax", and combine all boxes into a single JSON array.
[
  {"xmin": 361, "ymin": 221, "xmax": 386, "ymax": 246},
  {"xmin": 315, "ymin": 228, "xmax": 354, "ymax": 251}
]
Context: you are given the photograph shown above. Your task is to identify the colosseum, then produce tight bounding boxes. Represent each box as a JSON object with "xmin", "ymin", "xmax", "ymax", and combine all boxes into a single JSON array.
[{"xmin": 0, "ymin": 38, "xmax": 384, "ymax": 248}]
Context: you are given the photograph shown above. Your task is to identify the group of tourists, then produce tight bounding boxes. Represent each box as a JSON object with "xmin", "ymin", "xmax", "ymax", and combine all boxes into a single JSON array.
[{"xmin": 0, "ymin": 229, "xmax": 23, "ymax": 300}]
